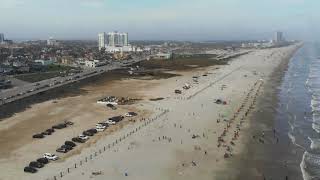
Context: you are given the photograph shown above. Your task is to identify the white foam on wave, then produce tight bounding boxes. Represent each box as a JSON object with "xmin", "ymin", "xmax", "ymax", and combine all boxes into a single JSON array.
[
  {"xmin": 311, "ymin": 97, "xmax": 320, "ymax": 133},
  {"xmin": 308, "ymin": 137, "xmax": 320, "ymax": 151},
  {"xmin": 288, "ymin": 131, "xmax": 306, "ymax": 150},
  {"xmin": 301, "ymin": 152, "xmax": 312, "ymax": 180},
  {"xmin": 301, "ymin": 54, "xmax": 320, "ymax": 180},
  {"xmin": 308, "ymin": 65, "xmax": 320, "ymax": 134},
  {"xmin": 300, "ymin": 151, "xmax": 320, "ymax": 180}
]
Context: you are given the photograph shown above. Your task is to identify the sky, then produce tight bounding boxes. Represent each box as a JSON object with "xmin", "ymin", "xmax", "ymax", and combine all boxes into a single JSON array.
[{"xmin": 0, "ymin": 0, "xmax": 319, "ymax": 41}]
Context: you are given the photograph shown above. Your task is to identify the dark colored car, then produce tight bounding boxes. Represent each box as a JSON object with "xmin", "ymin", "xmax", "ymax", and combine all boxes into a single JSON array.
[
  {"xmin": 128, "ymin": 112, "xmax": 138, "ymax": 116},
  {"xmin": 52, "ymin": 123, "xmax": 67, "ymax": 129},
  {"xmin": 41, "ymin": 131, "xmax": 52, "ymax": 135},
  {"xmin": 32, "ymin": 134, "xmax": 44, "ymax": 139},
  {"xmin": 56, "ymin": 147, "xmax": 69, "ymax": 153},
  {"xmin": 175, "ymin": 89, "xmax": 182, "ymax": 94},
  {"xmin": 109, "ymin": 116, "xmax": 124, "ymax": 122},
  {"xmin": 87, "ymin": 128, "xmax": 98, "ymax": 134},
  {"xmin": 37, "ymin": 158, "xmax": 49, "ymax": 164},
  {"xmin": 24, "ymin": 166, "xmax": 37, "ymax": 173},
  {"xmin": 29, "ymin": 161, "xmax": 44, "ymax": 168},
  {"xmin": 97, "ymin": 122, "xmax": 109, "ymax": 127},
  {"xmin": 72, "ymin": 137, "xmax": 86, "ymax": 143},
  {"xmin": 64, "ymin": 121, "xmax": 74, "ymax": 126},
  {"xmin": 65, "ymin": 141, "xmax": 76, "ymax": 147},
  {"xmin": 46, "ymin": 128, "xmax": 55, "ymax": 133},
  {"xmin": 106, "ymin": 103, "xmax": 117, "ymax": 110},
  {"xmin": 61, "ymin": 144, "xmax": 73, "ymax": 151},
  {"xmin": 83, "ymin": 131, "xmax": 94, "ymax": 136}
]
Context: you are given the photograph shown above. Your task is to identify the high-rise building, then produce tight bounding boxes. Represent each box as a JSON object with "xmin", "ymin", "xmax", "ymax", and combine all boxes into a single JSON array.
[
  {"xmin": 47, "ymin": 37, "xmax": 58, "ymax": 46},
  {"xmin": 106, "ymin": 31, "xmax": 129, "ymax": 47},
  {"xmin": 0, "ymin": 33, "xmax": 4, "ymax": 44},
  {"xmin": 98, "ymin": 31, "xmax": 132, "ymax": 52},
  {"xmin": 274, "ymin": 31, "xmax": 284, "ymax": 43},
  {"xmin": 98, "ymin": 32, "xmax": 106, "ymax": 50},
  {"xmin": 121, "ymin": 32, "xmax": 129, "ymax": 46}
]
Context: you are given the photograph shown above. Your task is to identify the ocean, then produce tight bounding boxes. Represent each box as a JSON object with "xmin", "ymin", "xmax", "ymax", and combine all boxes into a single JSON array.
[{"xmin": 276, "ymin": 42, "xmax": 320, "ymax": 180}]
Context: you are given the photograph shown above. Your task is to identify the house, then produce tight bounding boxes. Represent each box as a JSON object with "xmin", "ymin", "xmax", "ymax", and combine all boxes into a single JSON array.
[
  {"xmin": 152, "ymin": 53, "xmax": 172, "ymax": 60},
  {"xmin": 61, "ymin": 56, "xmax": 75, "ymax": 65},
  {"xmin": 84, "ymin": 60, "xmax": 107, "ymax": 68},
  {"xmin": 34, "ymin": 59, "xmax": 54, "ymax": 66}
]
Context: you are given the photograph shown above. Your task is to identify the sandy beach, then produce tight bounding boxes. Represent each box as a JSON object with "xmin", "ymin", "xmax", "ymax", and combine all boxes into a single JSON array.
[{"xmin": 0, "ymin": 44, "xmax": 302, "ymax": 180}]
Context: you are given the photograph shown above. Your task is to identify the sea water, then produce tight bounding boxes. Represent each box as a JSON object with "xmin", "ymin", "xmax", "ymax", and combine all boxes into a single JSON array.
[{"xmin": 276, "ymin": 43, "xmax": 320, "ymax": 180}]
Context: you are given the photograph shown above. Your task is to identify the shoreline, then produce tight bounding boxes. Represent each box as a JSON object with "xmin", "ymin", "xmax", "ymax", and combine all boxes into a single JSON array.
[{"xmin": 222, "ymin": 44, "xmax": 304, "ymax": 180}]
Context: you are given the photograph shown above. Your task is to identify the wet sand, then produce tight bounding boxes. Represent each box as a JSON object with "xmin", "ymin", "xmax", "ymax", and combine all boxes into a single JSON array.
[{"xmin": 217, "ymin": 44, "xmax": 304, "ymax": 180}]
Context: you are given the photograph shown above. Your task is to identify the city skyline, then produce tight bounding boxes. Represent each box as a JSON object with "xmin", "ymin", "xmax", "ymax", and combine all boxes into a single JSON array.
[{"xmin": 0, "ymin": 0, "xmax": 319, "ymax": 41}]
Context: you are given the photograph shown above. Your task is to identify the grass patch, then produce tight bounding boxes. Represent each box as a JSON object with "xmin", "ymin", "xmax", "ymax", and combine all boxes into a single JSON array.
[
  {"xmin": 133, "ymin": 54, "xmax": 227, "ymax": 71},
  {"xmin": 15, "ymin": 72, "xmax": 62, "ymax": 82}
]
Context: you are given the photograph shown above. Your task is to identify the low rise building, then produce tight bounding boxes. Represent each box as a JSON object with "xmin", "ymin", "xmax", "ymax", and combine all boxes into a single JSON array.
[
  {"xmin": 84, "ymin": 60, "xmax": 107, "ymax": 68},
  {"xmin": 152, "ymin": 53, "xmax": 172, "ymax": 60},
  {"xmin": 61, "ymin": 56, "xmax": 75, "ymax": 65},
  {"xmin": 34, "ymin": 59, "xmax": 54, "ymax": 66},
  {"xmin": 105, "ymin": 45, "xmax": 134, "ymax": 53}
]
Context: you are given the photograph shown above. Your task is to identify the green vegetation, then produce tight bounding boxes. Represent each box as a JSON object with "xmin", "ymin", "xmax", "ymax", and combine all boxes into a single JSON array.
[
  {"xmin": 14, "ymin": 65, "xmax": 76, "ymax": 82},
  {"xmin": 134, "ymin": 54, "xmax": 227, "ymax": 71},
  {"xmin": 14, "ymin": 72, "xmax": 63, "ymax": 82},
  {"xmin": 47, "ymin": 64, "xmax": 73, "ymax": 72}
]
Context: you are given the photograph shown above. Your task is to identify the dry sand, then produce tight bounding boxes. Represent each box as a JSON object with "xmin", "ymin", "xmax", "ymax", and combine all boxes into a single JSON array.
[{"xmin": 0, "ymin": 44, "xmax": 301, "ymax": 180}]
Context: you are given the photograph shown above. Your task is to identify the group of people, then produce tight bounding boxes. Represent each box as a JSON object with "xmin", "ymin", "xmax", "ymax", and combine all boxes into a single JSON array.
[{"xmin": 217, "ymin": 80, "xmax": 264, "ymax": 158}]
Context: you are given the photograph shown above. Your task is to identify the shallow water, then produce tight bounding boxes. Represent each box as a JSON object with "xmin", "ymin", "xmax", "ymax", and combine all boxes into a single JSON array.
[{"xmin": 275, "ymin": 43, "xmax": 320, "ymax": 180}]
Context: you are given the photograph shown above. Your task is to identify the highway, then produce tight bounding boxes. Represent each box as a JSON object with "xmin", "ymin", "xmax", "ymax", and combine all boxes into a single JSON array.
[{"xmin": 0, "ymin": 57, "xmax": 145, "ymax": 106}]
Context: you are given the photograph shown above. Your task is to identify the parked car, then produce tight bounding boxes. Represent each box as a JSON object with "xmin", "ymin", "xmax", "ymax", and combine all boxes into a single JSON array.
[
  {"xmin": 56, "ymin": 147, "xmax": 69, "ymax": 153},
  {"xmin": 175, "ymin": 89, "xmax": 182, "ymax": 94},
  {"xmin": 52, "ymin": 123, "xmax": 67, "ymax": 129},
  {"xmin": 46, "ymin": 128, "xmax": 55, "ymax": 133},
  {"xmin": 96, "ymin": 124, "xmax": 107, "ymax": 129},
  {"xmin": 64, "ymin": 121, "xmax": 74, "ymax": 126},
  {"xmin": 125, "ymin": 112, "xmax": 138, "ymax": 117},
  {"xmin": 61, "ymin": 144, "xmax": 73, "ymax": 151},
  {"xmin": 65, "ymin": 141, "xmax": 76, "ymax": 147},
  {"xmin": 29, "ymin": 161, "xmax": 44, "ymax": 168},
  {"xmin": 109, "ymin": 116, "xmax": 124, "ymax": 122},
  {"xmin": 24, "ymin": 166, "xmax": 37, "ymax": 173},
  {"xmin": 83, "ymin": 131, "xmax": 94, "ymax": 136},
  {"xmin": 43, "ymin": 153, "xmax": 58, "ymax": 161},
  {"xmin": 33, "ymin": 134, "xmax": 44, "ymax": 139},
  {"xmin": 105, "ymin": 120, "xmax": 116, "ymax": 125},
  {"xmin": 78, "ymin": 134, "xmax": 89, "ymax": 140},
  {"xmin": 96, "ymin": 126, "xmax": 106, "ymax": 132},
  {"xmin": 87, "ymin": 128, "xmax": 98, "ymax": 134},
  {"xmin": 36, "ymin": 158, "xmax": 49, "ymax": 164},
  {"xmin": 72, "ymin": 137, "xmax": 86, "ymax": 143},
  {"xmin": 97, "ymin": 122, "xmax": 109, "ymax": 127},
  {"xmin": 41, "ymin": 131, "xmax": 52, "ymax": 135},
  {"xmin": 106, "ymin": 103, "xmax": 117, "ymax": 110}
]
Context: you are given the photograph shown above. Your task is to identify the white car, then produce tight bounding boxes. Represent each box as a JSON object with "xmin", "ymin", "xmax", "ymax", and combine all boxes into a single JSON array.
[
  {"xmin": 125, "ymin": 113, "xmax": 133, "ymax": 117},
  {"xmin": 96, "ymin": 124, "xmax": 106, "ymax": 128},
  {"xmin": 96, "ymin": 126, "xmax": 106, "ymax": 132},
  {"xmin": 78, "ymin": 134, "xmax": 89, "ymax": 140},
  {"xmin": 43, "ymin": 153, "xmax": 59, "ymax": 161},
  {"xmin": 105, "ymin": 120, "xmax": 116, "ymax": 125},
  {"xmin": 125, "ymin": 112, "xmax": 138, "ymax": 117}
]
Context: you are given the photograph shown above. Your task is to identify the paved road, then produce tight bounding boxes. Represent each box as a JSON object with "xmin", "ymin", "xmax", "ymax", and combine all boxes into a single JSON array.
[{"xmin": 0, "ymin": 57, "xmax": 145, "ymax": 106}]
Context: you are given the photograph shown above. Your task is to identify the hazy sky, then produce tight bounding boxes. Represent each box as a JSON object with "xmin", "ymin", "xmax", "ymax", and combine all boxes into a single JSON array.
[{"xmin": 0, "ymin": 0, "xmax": 319, "ymax": 41}]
